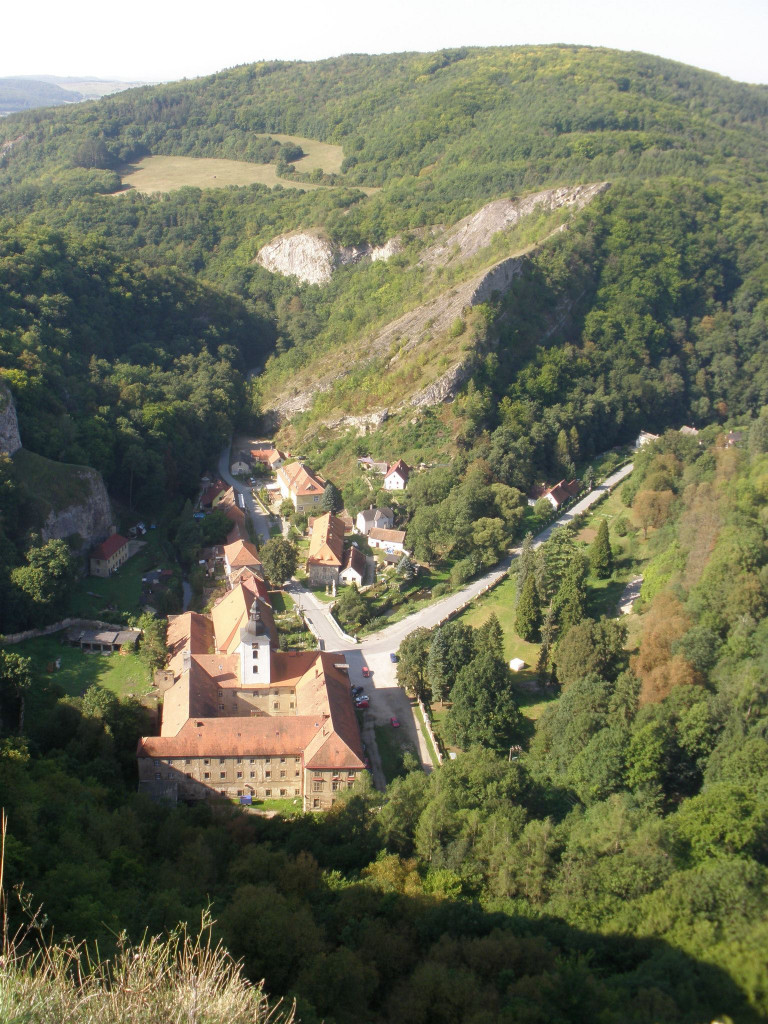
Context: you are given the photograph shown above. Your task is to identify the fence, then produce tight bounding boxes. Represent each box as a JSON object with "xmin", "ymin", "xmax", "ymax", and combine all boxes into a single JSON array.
[{"xmin": 1, "ymin": 617, "xmax": 139, "ymax": 646}]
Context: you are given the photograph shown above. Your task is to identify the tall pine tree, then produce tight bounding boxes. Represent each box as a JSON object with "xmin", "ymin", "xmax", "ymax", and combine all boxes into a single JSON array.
[
  {"xmin": 515, "ymin": 574, "xmax": 542, "ymax": 642},
  {"xmin": 590, "ymin": 518, "xmax": 613, "ymax": 578}
]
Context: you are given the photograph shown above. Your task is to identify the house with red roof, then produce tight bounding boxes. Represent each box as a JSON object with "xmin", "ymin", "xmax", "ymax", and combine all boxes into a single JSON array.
[
  {"xmin": 90, "ymin": 533, "xmax": 131, "ymax": 577},
  {"xmin": 384, "ymin": 459, "xmax": 410, "ymax": 491}
]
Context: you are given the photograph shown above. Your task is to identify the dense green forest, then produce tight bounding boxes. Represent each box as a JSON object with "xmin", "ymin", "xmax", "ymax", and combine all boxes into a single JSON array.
[{"xmin": 2, "ymin": 44, "xmax": 768, "ymax": 1023}]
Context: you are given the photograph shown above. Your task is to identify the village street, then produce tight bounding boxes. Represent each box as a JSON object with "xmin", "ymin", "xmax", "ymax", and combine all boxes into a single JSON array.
[
  {"xmin": 217, "ymin": 446, "xmax": 272, "ymax": 543},
  {"xmin": 287, "ymin": 462, "xmax": 636, "ymax": 784}
]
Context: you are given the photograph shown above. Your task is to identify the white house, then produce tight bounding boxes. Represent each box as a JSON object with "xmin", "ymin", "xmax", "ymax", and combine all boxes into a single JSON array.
[
  {"xmin": 355, "ymin": 506, "xmax": 394, "ymax": 536},
  {"xmin": 231, "ymin": 460, "xmax": 250, "ymax": 476},
  {"xmin": 368, "ymin": 528, "xmax": 407, "ymax": 555},
  {"xmin": 384, "ymin": 459, "xmax": 410, "ymax": 491},
  {"xmin": 339, "ymin": 546, "xmax": 366, "ymax": 587}
]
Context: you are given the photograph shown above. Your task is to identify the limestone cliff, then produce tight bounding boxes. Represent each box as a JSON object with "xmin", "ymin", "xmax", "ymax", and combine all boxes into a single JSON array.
[
  {"xmin": 3, "ymin": 382, "xmax": 114, "ymax": 550},
  {"xmin": 255, "ymin": 231, "xmax": 402, "ymax": 285},
  {"xmin": 420, "ymin": 182, "xmax": 611, "ymax": 267},
  {"xmin": 0, "ymin": 382, "xmax": 22, "ymax": 456},
  {"xmin": 40, "ymin": 467, "xmax": 114, "ymax": 549}
]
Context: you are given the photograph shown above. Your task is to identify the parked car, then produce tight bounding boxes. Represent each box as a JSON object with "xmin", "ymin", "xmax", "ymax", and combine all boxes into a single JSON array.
[
  {"xmin": 362, "ymin": 666, "xmax": 370, "ymax": 677},
  {"xmin": 355, "ymin": 694, "xmax": 369, "ymax": 705},
  {"xmin": 351, "ymin": 686, "xmax": 364, "ymax": 697},
  {"xmin": 389, "ymin": 652, "xmax": 398, "ymax": 663},
  {"xmin": 390, "ymin": 717, "xmax": 400, "ymax": 728},
  {"xmin": 355, "ymin": 699, "xmax": 370, "ymax": 709}
]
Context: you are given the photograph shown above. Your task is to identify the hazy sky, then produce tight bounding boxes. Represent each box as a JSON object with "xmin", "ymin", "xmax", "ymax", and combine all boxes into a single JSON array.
[{"xmin": 6, "ymin": 0, "xmax": 767, "ymax": 85}]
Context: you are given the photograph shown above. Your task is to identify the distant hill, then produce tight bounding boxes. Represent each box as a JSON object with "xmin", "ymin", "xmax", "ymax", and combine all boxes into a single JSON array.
[
  {"xmin": 0, "ymin": 75, "xmax": 147, "ymax": 115},
  {"xmin": 0, "ymin": 77, "xmax": 84, "ymax": 114}
]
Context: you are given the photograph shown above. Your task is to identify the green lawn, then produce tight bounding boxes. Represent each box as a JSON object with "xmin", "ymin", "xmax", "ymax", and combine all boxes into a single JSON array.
[
  {"xmin": 8, "ymin": 633, "xmax": 152, "ymax": 726},
  {"xmin": 374, "ymin": 723, "xmax": 417, "ymax": 783},
  {"xmin": 248, "ymin": 796, "xmax": 304, "ymax": 816},
  {"xmin": 66, "ymin": 532, "xmax": 173, "ymax": 622}
]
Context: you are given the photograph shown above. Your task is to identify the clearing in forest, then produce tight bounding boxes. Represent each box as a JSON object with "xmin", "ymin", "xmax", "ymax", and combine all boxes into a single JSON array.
[{"xmin": 118, "ymin": 155, "xmax": 333, "ymax": 194}]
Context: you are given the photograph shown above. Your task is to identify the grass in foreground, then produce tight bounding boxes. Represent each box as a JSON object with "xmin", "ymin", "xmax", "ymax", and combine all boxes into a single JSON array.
[{"xmin": 0, "ymin": 913, "xmax": 293, "ymax": 1024}]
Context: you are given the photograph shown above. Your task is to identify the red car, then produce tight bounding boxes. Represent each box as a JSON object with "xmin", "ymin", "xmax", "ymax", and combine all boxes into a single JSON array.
[
  {"xmin": 390, "ymin": 717, "xmax": 400, "ymax": 728},
  {"xmin": 362, "ymin": 666, "xmax": 370, "ymax": 677},
  {"xmin": 356, "ymin": 699, "xmax": 370, "ymax": 709}
]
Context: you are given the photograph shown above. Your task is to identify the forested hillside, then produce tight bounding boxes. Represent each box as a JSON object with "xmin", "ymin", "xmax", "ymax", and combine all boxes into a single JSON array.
[{"xmin": 1, "ymin": 44, "xmax": 768, "ymax": 1024}]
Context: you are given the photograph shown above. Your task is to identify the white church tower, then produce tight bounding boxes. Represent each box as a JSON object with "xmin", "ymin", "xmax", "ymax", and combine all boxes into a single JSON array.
[{"xmin": 238, "ymin": 600, "xmax": 272, "ymax": 687}]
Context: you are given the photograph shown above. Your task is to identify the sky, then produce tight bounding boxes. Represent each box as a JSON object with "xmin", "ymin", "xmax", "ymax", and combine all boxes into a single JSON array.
[{"xmin": 5, "ymin": 0, "xmax": 767, "ymax": 86}]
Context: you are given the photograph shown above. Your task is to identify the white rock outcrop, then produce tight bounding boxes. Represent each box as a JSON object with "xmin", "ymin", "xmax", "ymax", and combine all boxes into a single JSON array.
[
  {"xmin": 256, "ymin": 233, "xmax": 336, "ymax": 285},
  {"xmin": 421, "ymin": 182, "xmax": 611, "ymax": 267}
]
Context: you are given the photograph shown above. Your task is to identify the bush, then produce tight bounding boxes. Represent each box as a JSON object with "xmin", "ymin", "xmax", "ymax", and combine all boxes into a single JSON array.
[
  {"xmin": 450, "ymin": 558, "xmax": 476, "ymax": 587},
  {"xmin": 432, "ymin": 583, "xmax": 450, "ymax": 598}
]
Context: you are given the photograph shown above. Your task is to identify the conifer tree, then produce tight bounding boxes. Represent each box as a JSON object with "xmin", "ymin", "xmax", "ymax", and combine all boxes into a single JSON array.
[
  {"xmin": 476, "ymin": 612, "xmax": 504, "ymax": 657},
  {"xmin": 590, "ymin": 518, "xmax": 613, "ymax": 579},
  {"xmin": 552, "ymin": 556, "xmax": 587, "ymax": 633},
  {"xmin": 515, "ymin": 573, "xmax": 542, "ymax": 642}
]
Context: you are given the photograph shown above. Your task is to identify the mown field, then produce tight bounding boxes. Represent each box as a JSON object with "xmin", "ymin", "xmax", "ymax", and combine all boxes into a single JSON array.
[{"xmin": 118, "ymin": 155, "xmax": 332, "ymax": 194}]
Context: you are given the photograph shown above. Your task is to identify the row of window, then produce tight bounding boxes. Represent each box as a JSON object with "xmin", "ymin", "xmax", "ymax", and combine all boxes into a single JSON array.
[{"xmin": 153, "ymin": 756, "xmax": 300, "ymax": 766}]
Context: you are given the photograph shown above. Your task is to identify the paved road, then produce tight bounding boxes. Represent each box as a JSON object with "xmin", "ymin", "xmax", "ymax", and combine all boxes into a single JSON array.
[
  {"xmin": 218, "ymin": 445, "xmax": 272, "ymax": 544},
  {"xmin": 299, "ymin": 462, "xmax": 636, "ymax": 779}
]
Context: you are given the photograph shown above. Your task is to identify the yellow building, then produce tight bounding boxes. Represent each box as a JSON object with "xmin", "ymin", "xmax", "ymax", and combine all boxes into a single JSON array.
[{"xmin": 276, "ymin": 462, "xmax": 326, "ymax": 514}]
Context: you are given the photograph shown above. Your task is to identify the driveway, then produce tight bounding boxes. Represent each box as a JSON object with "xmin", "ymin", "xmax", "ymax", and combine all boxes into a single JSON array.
[{"xmin": 218, "ymin": 445, "xmax": 272, "ymax": 544}]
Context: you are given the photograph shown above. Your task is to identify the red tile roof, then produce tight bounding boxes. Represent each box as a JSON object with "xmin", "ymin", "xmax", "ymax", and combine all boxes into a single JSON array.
[
  {"xmin": 307, "ymin": 512, "xmax": 345, "ymax": 567},
  {"xmin": 92, "ymin": 533, "xmax": 128, "ymax": 560}
]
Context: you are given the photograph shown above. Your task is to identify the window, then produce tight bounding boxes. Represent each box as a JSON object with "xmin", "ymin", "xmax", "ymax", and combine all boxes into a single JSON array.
[
  {"xmin": 280, "ymin": 789, "xmax": 286, "ymax": 796},
  {"xmin": 219, "ymin": 771, "xmax": 226, "ymax": 779},
  {"xmin": 250, "ymin": 771, "xmax": 255, "ymax": 779},
  {"xmin": 294, "ymin": 788, "xmax": 300, "ymax": 795},
  {"xmin": 237, "ymin": 790, "xmax": 243, "ymax": 797},
  {"xmin": 153, "ymin": 759, "xmax": 160, "ymax": 766},
  {"xmin": 332, "ymin": 781, "xmax": 340, "ymax": 791},
  {"xmin": 265, "ymin": 789, "xmax": 271, "ymax": 796},
  {"xmin": 265, "ymin": 758, "xmax": 271, "ymax": 764},
  {"xmin": 203, "ymin": 759, "xmax": 210, "ymax": 766},
  {"xmin": 273, "ymin": 702, "xmax": 279, "ymax": 710},
  {"xmin": 312, "ymin": 781, "xmax": 324, "ymax": 793},
  {"xmin": 249, "ymin": 758, "xmax": 255, "ymax": 764},
  {"xmin": 236, "ymin": 771, "xmax": 243, "ymax": 779},
  {"xmin": 294, "ymin": 769, "xmax": 300, "ymax": 777},
  {"xmin": 313, "ymin": 798, "xmax": 320, "ymax": 808},
  {"xmin": 253, "ymin": 666, "xmax": 259, "ymax": 675},
  {"xmin": 185, "ymin": 773, "xmax": 192, "ymax": 778},
  {"xmin": 290, "ymin": 702, "xmax": 295, "ymax": 709},
  {"xmin": 236, "ymin": 758, "xmax": 242, "ymax": 764},
  {"xmin": 265, "ymin": 770, "xmax": 271, "ymax": 779},
  {"xmin": 294, "ymin": 757, "xmax": 300, "ymax": 764},
  {"xmin": 185, "ymin": 759, "xmax": 191, "ymax": 765},
  {"xmin": 252, "ymin": 648, "xmax": 258, "ymax": 659},
  {"xmin": 280, "ymin": 757, "xmax": 286, "ymax": 763},
  {"xmin": 218, "ymin": 704, "xmax": 225, "ymax": 711},
  {"xmin": 204, "ymin": 772, "xmax": 210, "ymax": 779},
  {"xmin": 154, "ymin": 773, "xmax": 161, "ymax": 780},
  {"xmin": 219, "ymin": 758, "xmax": 225, "ymax": 764}
]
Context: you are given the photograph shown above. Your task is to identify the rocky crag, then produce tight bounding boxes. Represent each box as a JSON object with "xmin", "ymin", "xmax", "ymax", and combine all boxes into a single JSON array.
[
  {"xmin": 2, "ymin": 382, "xmax": 114, "ymax": 550},
  {"xmin": 0, "ymin": 381, "xmax": 22, "ymax": 455},
  {"xmin": 263, "ymin": 183, "xmax": 610, "ymax": 427},
  {"xmin": 255, "ymin": 232, "xmax": 403, "ymax": 285}
]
